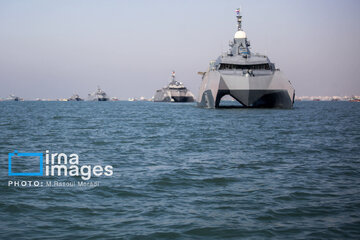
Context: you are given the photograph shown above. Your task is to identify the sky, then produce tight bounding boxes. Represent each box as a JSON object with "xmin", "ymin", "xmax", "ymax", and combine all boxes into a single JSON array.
[{"xmin": 0, "ymin": 0, "xmax": 359, "ymax": 99}]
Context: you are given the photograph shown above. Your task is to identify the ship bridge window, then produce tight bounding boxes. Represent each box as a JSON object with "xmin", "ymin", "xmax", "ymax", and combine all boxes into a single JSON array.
[{"xmin": 219, "ymin": 63, "xmax": 270, "ymax": 70}]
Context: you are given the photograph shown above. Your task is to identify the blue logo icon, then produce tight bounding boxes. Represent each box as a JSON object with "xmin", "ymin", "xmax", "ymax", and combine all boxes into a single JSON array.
[{"xmin": 8, "ymin": 150, "xmax": 43, "ymax": 176}]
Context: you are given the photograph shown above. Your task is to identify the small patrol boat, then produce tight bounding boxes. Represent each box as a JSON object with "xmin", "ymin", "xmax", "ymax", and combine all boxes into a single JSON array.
[
  {"xmin": 154, "ymin": 71, "xmax": 195, "ymax": 102},
  {"xmin": 88, "ymin": 87, "xmax": 110, "ymax": 101}
]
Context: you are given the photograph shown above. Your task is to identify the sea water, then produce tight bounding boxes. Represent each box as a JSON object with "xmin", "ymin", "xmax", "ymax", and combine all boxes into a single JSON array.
[{"xmin": 0, "ymin": 101, "xmax": 359, "ymax": 239}]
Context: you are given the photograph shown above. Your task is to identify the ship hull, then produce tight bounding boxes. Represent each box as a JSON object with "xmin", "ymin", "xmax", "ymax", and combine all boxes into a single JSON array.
[
  {"xmin": 197, "ymin": 70, "xmax": 295, "ymax": 108},
  {"xmin": 154, "ymin": 89, "xmax": 195, "ymax": 102},
  {"xmin": 171, "ymin": 96, "xmax": 195, "ymax": 102},
  {"xmin": 96, "ymin": 98, "xmax": 109, "ymax": 101}
]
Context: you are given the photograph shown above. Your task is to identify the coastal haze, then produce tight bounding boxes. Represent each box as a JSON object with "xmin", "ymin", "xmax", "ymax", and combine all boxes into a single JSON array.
[{"xmin": 0, "ymin": 0, "xmax": 359, "ymax": 100}]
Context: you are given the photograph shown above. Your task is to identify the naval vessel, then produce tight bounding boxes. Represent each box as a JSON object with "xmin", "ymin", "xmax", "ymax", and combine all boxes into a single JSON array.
[
  {"xmin": 8, "ymin": 94, "xmax": 23, "ymax": 101},
  {"xmin": 68, "ymin": 94, "xmax": 83, "ymax": 101},
  {"xmin": 88, "ymin": 87, "xmax": 109, "ymax": 101},
  {"xmin": 154, "ymin": 71, "xmax": 195, "ymax": 102},
  {"xmin": 197, "ymin": 8, "xmax": 295, "ymax": 108}
]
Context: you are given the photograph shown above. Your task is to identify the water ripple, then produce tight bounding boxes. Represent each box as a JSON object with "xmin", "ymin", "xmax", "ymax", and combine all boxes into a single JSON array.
[{"xmin": 0, "ymin": 101, "xmax": 359, "ymax": 239}]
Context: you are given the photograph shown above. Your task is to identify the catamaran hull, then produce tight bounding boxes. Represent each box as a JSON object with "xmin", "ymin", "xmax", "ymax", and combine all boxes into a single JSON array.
[
  {"xmin": 171, "ymin": 96, "xmax": 194, "ymax": 102},
  {"xmin": 197, "ymin": 71, "xmax": 295, "ymax": 108},
  {"xmin": 154, "ymin": 90, "xmax": 195, "ymax": 102}
]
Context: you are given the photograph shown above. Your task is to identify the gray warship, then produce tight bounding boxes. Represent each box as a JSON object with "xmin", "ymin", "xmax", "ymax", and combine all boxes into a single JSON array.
[
  {"xmin": 88, "ymin": 87, "xmax": 109, "ymax": 101},
  {"xmin": 8, "ymin": 94, "xmax": 23, "ymax": 101},
  {"xmin": 68, "ymin": 94, "xmax": 83, "ymax": 101},
  {"xmin": 197, "ymin": 8, "xmax": 295, "ymax": 108},
  {"xmin": 154, "ymin": 71, "xmax": 195, "ymax": 102}
]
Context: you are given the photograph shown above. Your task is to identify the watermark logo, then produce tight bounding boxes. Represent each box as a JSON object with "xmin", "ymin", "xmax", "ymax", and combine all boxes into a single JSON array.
[
  {"xmin": 8, "ymin": 150, "xmax": 43, "ymax": 176},
  {"xmin": 7, "ymin": 150, "xmax": 114, "ymax": 187}
]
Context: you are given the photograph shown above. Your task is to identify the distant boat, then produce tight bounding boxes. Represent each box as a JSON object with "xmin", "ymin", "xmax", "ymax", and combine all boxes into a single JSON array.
[
  {"xmin": 349, "ymin": 96, "xmax": 360, "ymax": 102},
  {"xmin": 313, "ymin": 99, "xmax": 321, "ymax": 101},
  {"xmin": 8, "ymin": 94, "xmax": 23, "ymax": 101},
  {"xmin": 88, "ymin": 87, "xmax": 110, "ymax": 101},
  {"xmin": 67, "ymin": 94, "xmax": 83, "ymax": 101},
  {"xmin": 154, "ymin": 71, "xmax": 195, "ymax": 102}
]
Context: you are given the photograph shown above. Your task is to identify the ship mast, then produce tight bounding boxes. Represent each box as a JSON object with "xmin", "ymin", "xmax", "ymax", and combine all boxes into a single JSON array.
[
  {"xmin": 231, "ymin": 8, "xmax": 250, "ymax": 56},
  {"xmin": 236, "ymin": 8, "xmax": 242, "ymax": 30},
  {"xmin": 170, "ymin": 70, "xmax": 176, "ymax": 84}
]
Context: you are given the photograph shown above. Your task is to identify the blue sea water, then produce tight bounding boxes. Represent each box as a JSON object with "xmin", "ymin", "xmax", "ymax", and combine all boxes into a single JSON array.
[{"xmin": 0, "ymin": 101, "xmax": 359, "ymax": 239}]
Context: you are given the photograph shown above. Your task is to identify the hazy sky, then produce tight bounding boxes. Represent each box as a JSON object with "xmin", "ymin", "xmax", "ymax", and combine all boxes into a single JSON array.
[{"xmin": 1, "ymin": 0, "xmax": 359, "ymax": 99}]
